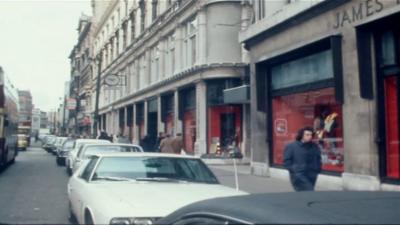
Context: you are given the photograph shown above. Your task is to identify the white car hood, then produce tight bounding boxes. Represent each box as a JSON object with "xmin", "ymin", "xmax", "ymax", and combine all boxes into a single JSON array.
[{"xmin": 91, "ymin": 182, "xmax": 247, "ymax": 218}]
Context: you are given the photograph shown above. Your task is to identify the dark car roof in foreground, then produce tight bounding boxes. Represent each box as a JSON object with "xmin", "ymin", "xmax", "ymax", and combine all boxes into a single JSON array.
[{"xmin": 156, "ymin": 191, "xmax": 400, "ymax": 224}]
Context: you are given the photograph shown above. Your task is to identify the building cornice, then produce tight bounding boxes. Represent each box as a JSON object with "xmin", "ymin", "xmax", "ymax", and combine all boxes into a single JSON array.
[
  {"xmin": 98, "ymin": 63, "xmax": 248, "ymax": 113},
  {"xmin": 239, "ymin": 0, "xmax": 349, "ymax": 49}
]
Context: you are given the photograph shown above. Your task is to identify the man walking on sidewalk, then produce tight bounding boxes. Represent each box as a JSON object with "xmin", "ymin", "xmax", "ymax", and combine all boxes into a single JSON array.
[{"xmin": 283, "ymin": 127, "xmax": 322, "ymax": 191}]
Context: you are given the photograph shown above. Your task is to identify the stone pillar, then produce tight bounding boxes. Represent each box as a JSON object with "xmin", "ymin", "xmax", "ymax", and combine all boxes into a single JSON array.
[
  {"xmin": 157, "ymin": 95, "xmax": 164, "ymax": 134},
  {"xmin": 127, "ymin": 19, "xmax": 132, "ymax": 47},
  {"xmin": 124, "ymin": 106, "xmax": 128, "ymax": 136},
  {"xmin": 174, "ymin": 89, "xmax": 182, "ymax": 135},
  {"xmin": 133, "ymin": 104, "xmax": 139, "ymax": 144},
  {"xmin": 194, "ymin": 81, "xmax": 207, "ymax": 156},
  {"xmin": 145, "ymin": 50, "xmax": 151, "ymax": 86},
  {"xmin": 159, "ymin": 41, "xmax": 166, "ymax": 80},
  {"xmin": 175, "ymin": 26, "xmax": 183, "ymax": 72},
  {"xmin": 197, "ymin": 8, "xmax": 206, "ymax": 65},
  {"xmin": 143, "ymin": 101, "xmax": 148, "ymax": 136}
]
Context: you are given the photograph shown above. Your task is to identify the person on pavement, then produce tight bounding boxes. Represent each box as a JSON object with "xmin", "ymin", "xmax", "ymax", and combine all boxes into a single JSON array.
[
  {"xmin": 154, "ymin": 132, "xmax": 165, "ymax": 152},
  {"xmin": 140, "ymin": 135, "xmax": 151, "ymax": 152},
  {"xmin": 117, "ymin": 133, "xmax": 131, "ymax": 144},
  {"xmin": 98, "ymin": 131, "xmax": 110, "ymax": 141},
  {"xmin": 171, "ymin": 133, "xmax": 184, "ymax": 154},
  {"xmin": 283, "ymin": 126, "xmax": 322, "ymax": 192},
  {"xmin": 159, "ymin": 134, "xmax": 174, "ymax": 154}
]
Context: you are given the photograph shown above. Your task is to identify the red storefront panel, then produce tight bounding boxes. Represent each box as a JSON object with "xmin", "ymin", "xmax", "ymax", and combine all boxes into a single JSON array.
[
  {"xmin": 272, "ymin": 88, "xmax": 344, "ymax": 172},
  {"xmin": 183, "ymin": 110, "xmax": 196, "ymax": 153},
  {"xmin": 207, "ymin": 106, "xmax": 242, "ymax": 154},
  {"xmin": 165, "ymin": 113, "xmax": 174, "ymax": 135},
  {"xmin": 384, "ymin": 76, "xmax": 400, "ymax": 179}
]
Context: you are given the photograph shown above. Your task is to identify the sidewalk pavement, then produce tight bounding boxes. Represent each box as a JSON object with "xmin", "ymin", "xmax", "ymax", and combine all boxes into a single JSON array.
[{"xmin": 209, "ymin": 164, "xmax": 334, "ymax": 194}]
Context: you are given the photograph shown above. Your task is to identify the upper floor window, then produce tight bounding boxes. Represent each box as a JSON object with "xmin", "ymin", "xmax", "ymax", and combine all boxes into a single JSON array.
[
  {"xmin": 152, "ymin": 0, "xmax": 158, "ymax": 21},
  {"xmin": 166, "ymin": 33, "xmax": 176, "ymax": 76},
  {"xmin": 150, "ymin": 45, "xmax": 160, "ymax": 84},
  {"xmin": 253, "ymin": 0, "xmax": 292, "ymax": 23},
  {"xmin": 139, "ymin": 0, "xmax": 146, "ymax": 33},
  {"xmin": 122, "ymin": 21, "xmax": 128, "ymax": 49},
  {"xmin": 130, "ymin": 10, "xmax": 136, "ymax": 41},
  {"xmin": 183, "ymin": 17, "xmax": 197, "ymax": 68}
]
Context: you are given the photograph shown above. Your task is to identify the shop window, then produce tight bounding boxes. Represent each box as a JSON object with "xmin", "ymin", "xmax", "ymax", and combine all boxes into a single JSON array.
[
  {"xmin": 271, "ymin": 50, "xmax": 333, "ymax": 90},
  {"xmin": 178, "ymin": 88, "xmax": 196, "ymax": 153},
  {"xmin": 208, "ymin": 106, "xmax": 242, "ymax": 155},
  {"xmin": 183, "ymin": 110, "xmax": 196, "ymax": 153},
  {"xmin": 207, "ymin": 79, "xmax": 241, "ymax": 106},
  {"xmin": 380, "ymin": 31, "xmax": 397, "ymax": 67},
  {"xmin": 272, "ymin": 88, "xmax": 344, "ymax": 172},
  {"xmin": 384, "ymin": 76, "xmax": 400, "ymax": 179}
]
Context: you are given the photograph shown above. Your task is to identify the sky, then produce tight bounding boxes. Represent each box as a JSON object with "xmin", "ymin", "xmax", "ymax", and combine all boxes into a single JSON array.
[{"xmin": 0, "ymin": 0, "xmax": 92, "ymax": 112}]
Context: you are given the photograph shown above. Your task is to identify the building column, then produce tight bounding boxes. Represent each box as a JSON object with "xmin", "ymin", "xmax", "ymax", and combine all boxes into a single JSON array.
[
  {"xmin": 159, "ymin": 41, "xmax": 166, "ymax": 80},
  {"xmin": 157, "ymin": 95, "xmax": 164, "ymax": 134},
  {"xmin": 194, "ymin": 81, "xmax": 207, "ymax": 156},
  {"xmin": 198, "ymin": 8, "xmax": 206, "ymax": 65},
  {"xmin": 174, "ymin": 89, "xmax": 182, "ymax": 135},
  {"xmin": 124, "ymin": 106, "xmax": 128, "ymax": 136},
  {"xmin": 133, "ymin": 104, "xmax": 139, "ymax": 144},
  {"xmin": 127, "ymin": 19, "xmax": 132, "ymax": 47},
  {"xmin": 175, "ymin": 25, "xmax": 183, "ymax": 72},
  {"xmin": 144, "ymin": 101, "xmax": 148, "ymax": 136}
]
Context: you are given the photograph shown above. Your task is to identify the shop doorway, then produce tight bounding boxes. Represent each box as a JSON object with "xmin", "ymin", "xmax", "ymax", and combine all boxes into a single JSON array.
[
  {"xmin": 147, "ymin": 112, "xmax": 158, "ymax": 150},
  {"xmin": 220, "ymin": 113, "xmax": 236, "ymax": 148},
  {"xmin": 374, "ymin": 24, "xmax": 400, "ymax": 180}
]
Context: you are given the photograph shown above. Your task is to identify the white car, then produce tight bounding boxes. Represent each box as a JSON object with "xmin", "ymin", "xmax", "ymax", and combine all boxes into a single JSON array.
[
  {"xmin": 72, "ymin": 144, "xmax": 143, "ymax": 173},
  {"xmin": 54, "ymin": 137, "xmax": 68, "ymax": 154},
  {"xmin": 68, "ymin": 153, "xmax": 247, "ymax": 225},
  {"xmin": 66, "ymin": 139, "xmax": 111, "ymax": 175}
]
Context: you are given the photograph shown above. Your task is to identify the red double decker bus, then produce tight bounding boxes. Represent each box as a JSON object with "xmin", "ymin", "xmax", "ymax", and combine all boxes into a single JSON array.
[{"xmin": 0, "ymin": 67, "xmax": 19, "ymax": 169}]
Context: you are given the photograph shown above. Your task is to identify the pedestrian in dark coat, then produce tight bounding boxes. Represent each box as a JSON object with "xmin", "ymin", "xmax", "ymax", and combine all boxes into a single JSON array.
[
  {"xmin": 283, "ymin": 127, "xmax": 322, "ymax": 191},
  {"xmin": 98, "ymin": 131, "xmax": 109, "ymax": 141}
]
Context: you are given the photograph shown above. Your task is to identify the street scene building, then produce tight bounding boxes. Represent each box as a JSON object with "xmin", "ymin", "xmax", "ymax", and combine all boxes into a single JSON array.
[
  {"xmin": 68, "ymin": 14, "xmax": 94, "ymax": 136},
  {"xmin": 241, "ymin": 0, "xmax": 400, "ymax": 190},
  {"xmin": 3, "ymin": 1, "xmax": 400, "ymax": 224},
  {"xmin": 88, "ymin": 0, "xmax": 250, "ymax": 156},
  {"xmin": 17, "ymin": 90, "xmax": 33, "ymax": 128}
]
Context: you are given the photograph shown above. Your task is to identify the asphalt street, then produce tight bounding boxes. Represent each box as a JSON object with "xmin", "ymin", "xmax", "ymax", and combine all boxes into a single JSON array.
[
  {"xmin": 0, "ymin": 144, "xmax": 70, "ymax": 224},
  {"xmin": 0, "ymin": 143, "xmax": 287, "ymax": 224}
]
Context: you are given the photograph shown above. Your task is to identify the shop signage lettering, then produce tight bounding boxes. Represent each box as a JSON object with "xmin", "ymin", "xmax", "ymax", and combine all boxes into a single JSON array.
[{"xmin": 333, "ymin": 0, "xmax": 395, "ymax": 28}]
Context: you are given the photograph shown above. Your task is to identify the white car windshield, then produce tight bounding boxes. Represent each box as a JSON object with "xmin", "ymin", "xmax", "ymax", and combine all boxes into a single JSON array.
[
  {"xmin": 92, "ymin": 157, "xmax": 219, "ymax": 184},
  {"xmin": 82, "ymin": 146, "xmax": 141, "ymax": 158}
]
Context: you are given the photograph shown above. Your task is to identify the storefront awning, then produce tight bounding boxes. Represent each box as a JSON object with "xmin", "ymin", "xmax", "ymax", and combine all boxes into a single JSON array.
[{"xmin": 223, "ymin": 85, "xmax": 250, "ymax": 104}]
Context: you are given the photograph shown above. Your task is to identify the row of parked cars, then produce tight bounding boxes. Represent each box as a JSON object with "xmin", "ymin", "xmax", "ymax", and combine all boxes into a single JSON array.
[{"xmin": 38, "ymin": 135, "xmax": 400, "ymax": 225}]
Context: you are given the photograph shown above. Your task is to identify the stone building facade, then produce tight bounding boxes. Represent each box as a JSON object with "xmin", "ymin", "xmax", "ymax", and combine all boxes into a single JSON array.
[
  {"xmin": 69, "ymin": 14, "xmax": 94, "ymax": 136},
  {"xmin": 241, "ymin": 0, "xmax": 400, "ymax": 190},
  {"xmin": 90, "ymin": 0, "xmax": 250, "ymax": 156}
]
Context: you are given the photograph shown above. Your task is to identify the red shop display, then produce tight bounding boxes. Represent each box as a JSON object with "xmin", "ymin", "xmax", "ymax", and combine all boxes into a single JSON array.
[
  {"xmin": 384, "ymin": 76, "xmax": 400, "ymax": 179},
  {"xmin": 183, "ymin": 110, "xmax": 196, "ymax": 153},
  {"xmin": 207, "ymin": 106, "xmax": 242, "ymax": 154},
  {"xmin": 272, "ymin": 87, "xmax": 344, "ymax": 172}
]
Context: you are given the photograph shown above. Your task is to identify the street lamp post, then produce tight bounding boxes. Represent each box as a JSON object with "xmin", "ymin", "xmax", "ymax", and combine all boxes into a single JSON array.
[{"xmin": 93, "ymin": 52, "xmax": 102, "ymax": 138}]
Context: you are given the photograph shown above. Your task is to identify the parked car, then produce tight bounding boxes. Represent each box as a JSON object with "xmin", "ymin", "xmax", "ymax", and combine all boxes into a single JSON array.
[
  {"xmin": 52, "ymin": 137, "xmax": 68, "ymax": 155},
  {"xmin": 156, "ymin": 191, "xmax": 400, "ymax": 225},
  {"xmin": 43, "ymin": 136, "xmax": 56, "ymax": 152},
  {"xmin": 71, "ymin": 144, "xmax": 143, "ymax": 173},
  {"xmin": 17, "ymin": 134, "xmax": 28, "ymax": 151},
  {"xmin": 66, "ymin": 139, "xmax": 111, "ymax": 175},
  {"xmin": 57, "ymin": 138, "xmax": 75, "ymax": 166},
  {"xmin": 68, "ymin": 153, "xmax": 247, "ymax": 225}
]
